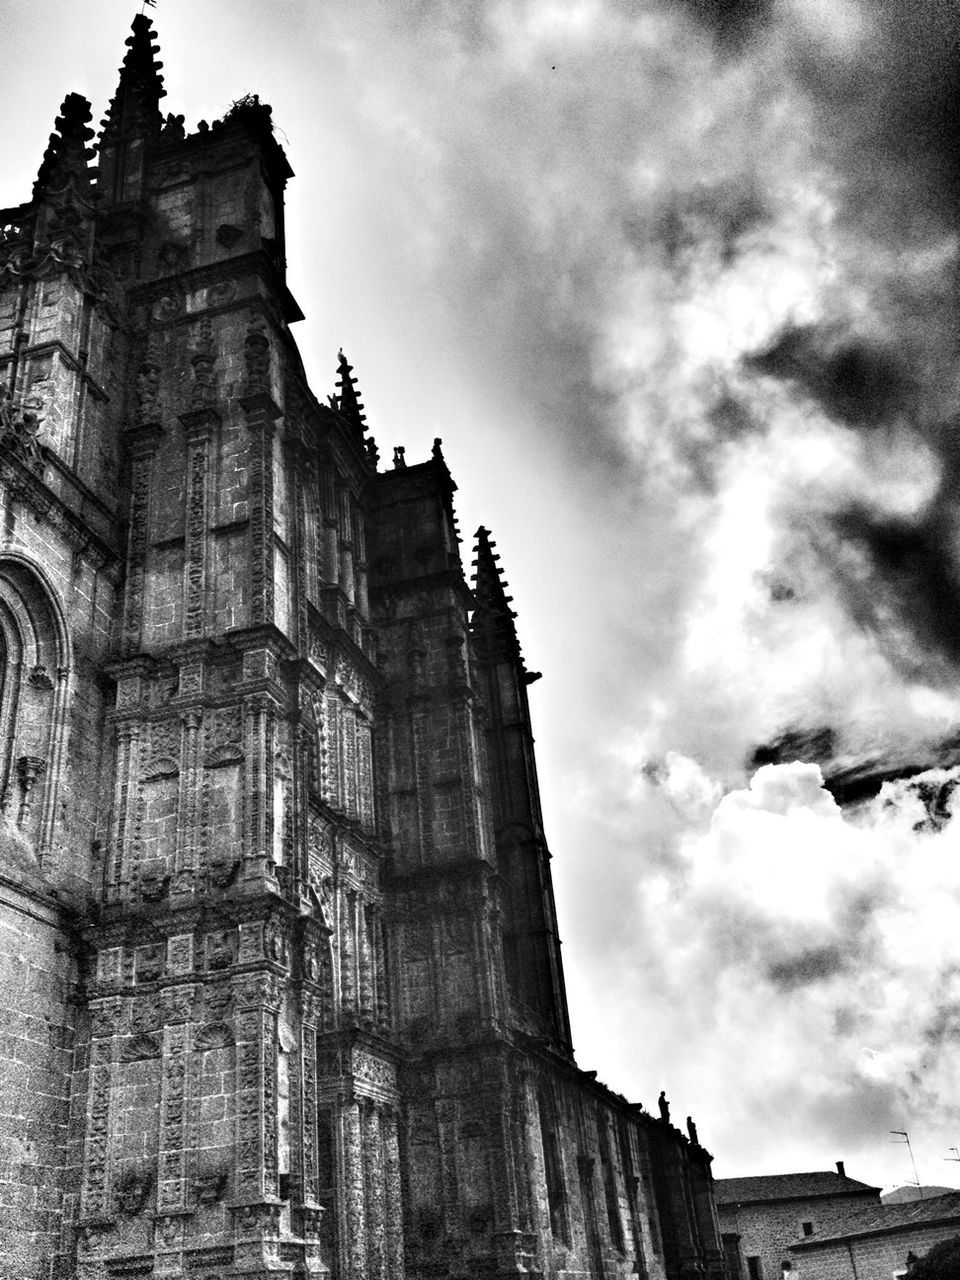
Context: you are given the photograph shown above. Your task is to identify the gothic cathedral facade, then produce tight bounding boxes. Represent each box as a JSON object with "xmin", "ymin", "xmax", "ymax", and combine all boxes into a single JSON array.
[{"xmin": 0, "ymin": 19, "xmax": 725, "ymax": 1280}]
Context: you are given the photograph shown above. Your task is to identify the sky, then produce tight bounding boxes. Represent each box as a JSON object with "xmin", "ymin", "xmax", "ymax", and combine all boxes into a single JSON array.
[{"xmin": 7, "ymin": 0, "xmax": 960, "ymax": 1193}]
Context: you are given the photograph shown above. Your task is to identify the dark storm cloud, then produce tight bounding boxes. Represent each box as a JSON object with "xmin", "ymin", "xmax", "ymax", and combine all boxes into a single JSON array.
[
  {"xmin": 674, "ymin": 0, "xmax": 774, "ymax": 50},
  {"xmin": 793, "ymin": 1, "xmax": 960, "ymax": 229},
  {"xmin": 751, "ymin": 726, "xmax": 837, "ymax": 771},
  {"xmin": 746, "ymin": 326, "xmax": 917, "ymax": 429},
  {"xmin": 653, "ymin": 182, "xmax": 769, "ymax": 269},
  {"xmin": 805, "ymin": 1077, "xmax": 905, "ymax": 1146},
  {"xmin": 831, "ymin": 500, "xmax": 960, "ymax": 671},
  {"xmin": 767, "ymin": 943, "xmax": 846, "ymax": 991},
  {"xmin": 922, "ymin": 992, "xmax": 960, "ymax": 1052}
]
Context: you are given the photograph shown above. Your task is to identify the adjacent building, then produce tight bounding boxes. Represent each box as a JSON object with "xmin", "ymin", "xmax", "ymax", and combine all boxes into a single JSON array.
[
  {"xmin": 786, "ymin": 1190, "xmax": 960, "ymax": 1280},
  {"xmin": 715, "ymin": 1167, "xmax": 881, "ymax": 1280}
]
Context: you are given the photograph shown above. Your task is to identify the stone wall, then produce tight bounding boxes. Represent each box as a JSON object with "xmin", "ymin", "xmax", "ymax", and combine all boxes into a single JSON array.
[
  {"xmin": 719, "ymin": 1193, "xmax": 882, "ymax": 1280},
  {"xmin": 791, "ymin": 1222, "xmax": 960, "ymax": 1279},
  {"xmin": 0, "ymin": 881, "xmax": 80, "ymax": 1279}
]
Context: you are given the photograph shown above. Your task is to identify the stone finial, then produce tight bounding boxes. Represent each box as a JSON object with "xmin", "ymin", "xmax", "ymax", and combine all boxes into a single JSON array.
[
  {"xmin": 161, "ymin": 112, "xmax": 185, "ymax": 141},
  {"xmin": 33, "ymin": 93, "xmax": 96, "ymax": 200},
  {"xmin": 392, "ymin": 446, "xmax": 406, "ymax": 469},
  {"xmin": 99, "ymin": 14, "xmax": 167, "ymax": 146},
  {"xmin": 335, "ymin": 349, "xmax": 367, "ymax": 433},
  {"xmin": 470, "ymin": 525, "xmax": 523, "ymax": 665}
]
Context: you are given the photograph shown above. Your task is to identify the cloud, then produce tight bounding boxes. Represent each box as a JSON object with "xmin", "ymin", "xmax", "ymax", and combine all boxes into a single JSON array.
[
  {"xmin": 674, "ymin": 0, "xmax": 775, "ymax": 50},
  {"xmin": 746, "ymin": 325, "xmax": 918, "ymax": 430},
  {"xmin": 598, "ymin": 762, "xmax": 960, "ymax": 1172}
]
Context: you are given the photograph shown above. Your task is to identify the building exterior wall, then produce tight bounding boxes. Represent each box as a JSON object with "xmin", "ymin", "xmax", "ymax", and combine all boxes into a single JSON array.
[
  {"xmin": 0, "ymin": 17, "xmax": 727, "ymax": 1280},
  {"xmin": 791, "ymin": 1222, "xmax": 960, "ymax": 1280},
  {"xmin": 0, "ymin": 882, "xmax": 81, "ymax": 1279},
  {"xmin": 718, "ymin": 1193, "xmax": 881, "ymax": 1280}
]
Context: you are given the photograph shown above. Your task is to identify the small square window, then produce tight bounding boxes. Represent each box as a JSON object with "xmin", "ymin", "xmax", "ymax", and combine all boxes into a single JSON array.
[
  {"xmin": 802, "ymin": 1222, "xmax": 814, "ymax": 1237},
  {"xmin": 747, "ymin": 1258, "xmax": 762, "ymax": 1280}
]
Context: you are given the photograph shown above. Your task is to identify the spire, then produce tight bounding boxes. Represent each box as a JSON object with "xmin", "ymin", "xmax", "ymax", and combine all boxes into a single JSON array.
[
  {"xmin": 471, "ymin": 526, "xmax": 523, "ymax": 666},
  {"xmin": 99, "ymin": 14, "xmax": 166, "ymax": 147},
  {"xmin": 33, "ymin": 94, "xmax": 96, "ymax": 201},
  {"xmin": 335, "ymin": 349, "xmax": 367, "ymax": 435}
]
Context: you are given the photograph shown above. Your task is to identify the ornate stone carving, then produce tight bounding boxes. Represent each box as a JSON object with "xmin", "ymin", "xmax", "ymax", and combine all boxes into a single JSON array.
[
  {"xmin": 189, "ymin": 315, "xmax": 218, "ymax": 409},
  {"xmin": 135, "ymin": 944, "xmax": 164, "ymax": 983},
  {"xmin": 204, "ymin": 705, "xmax": 242, "ymax": 765},
  {"xmin": 242, "ymin": 310, "xmax": 271, "ymax": 396},
  {"xmin": 152, "ymin": 293, "xmax": 181, "ymax": 322},
  {"xmin": 353, "ymin": 1048, "xmax": 397, "ymax": 1095},
  {"xmin": 195, "ymin": 1021, "xmax": 234, "ymax": 1050},
  {"xmin": 115, "ymin": 1170, "xmax": 152, "ymax": 1216},
  {"xmin": 205, "ymin": 928, "xmax": 236, "ymax": 970},
  {"xmin": 160, "ymin": 984, "xmax": 196, "ymax": 1024},
  {"xmin": 194, "ymin": 1169, "xmax": 228, "ymax": 1205},
  {"xmin": 0, "ymin": 385, "xmax": 45, "ymax": 473},
  {"xmin": 144, "ymin": 717, "xmax": 180, "ymax": 778}
]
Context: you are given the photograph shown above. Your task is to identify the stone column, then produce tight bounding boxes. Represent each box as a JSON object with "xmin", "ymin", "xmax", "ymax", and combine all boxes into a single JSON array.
[
  {"xmin": 299, "ymin": 991, "xmax": 322, "ymax": 1206},
  {"xmin": 358, "ymin": 902, "xmax": 374, "ymax": 1024},
  {"xmin": 78, "ymin": 997, "xmax": 121, "ymax": 1229},
  {"xmin": 179, "ymin": 410, "xmax": 216, "ymax": 638},
  {"xmin": 106, "ymin": 722, "xmax": 140, "ymax": 901},
  {"xmin": 121, "ymin": 424, "xmax": 164, "ymax": 655},
  {"xmin": 154, "ymin": 995, "xmax": 196, "ymax": 1273},
  {"xmin": 354, "ymin": 510, "xmax": 369, "ymax": 620},
  {"xmin": 231, "ymin": 971, "xmax": 284, "ymax": 1272},
  {"xmin": 372, "ymin": 907, "xmax": 389, "ymax": 1030},
  {"xmin": 38, "ymin": 662, "xmax": 70, "ymax": 857},
  {"xmin": 338, "ymin": 485, "xmax": 355, "ymax": 606},
  {"xmin": 290, "ymin": 446, "xmax": 310, "ymax": 650},
  {"xmin": 363, "ymin": 1100, "xmax": 386, "ymax": 1280},
  {"xmin": 358, "ymin": 717, "xmax": 375, "ymax": 833},
  {"xmin": 340, "ymin": 889, "xmax": 357, "ymax": 1019},
  {"xmin": 242, "ymin": 693, "xmax": 276, "ymax": 889},
  {"xmin": 340, "ymin": 1097, "xmax": 366, "ymax": 1280},
  {"xmin": 172, "ymin": 707, "xmax": 202, "ymax": 898},
  {"xmin": 383, "ymin": 1105, "xmax": 405, "ymax": 1280},
  {"xmin": 321, "ymin": 468, "xmax": 339, "ymax": 588}
]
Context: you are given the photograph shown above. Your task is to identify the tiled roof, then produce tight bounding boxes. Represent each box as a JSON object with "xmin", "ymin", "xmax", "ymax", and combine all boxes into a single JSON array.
[
  {"xmin": 715, "ymin": 1172, "xmax": 881, "ymax": 1206},
  {"xmin": 790, "ymin": 1190, "xmax": 960, "ymax": 1249}
]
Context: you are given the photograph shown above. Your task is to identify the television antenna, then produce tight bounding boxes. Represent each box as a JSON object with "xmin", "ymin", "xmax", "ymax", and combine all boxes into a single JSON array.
[{"xmin": 891, "ymin": 1130, "xmax": 922, "ymax": 1196}]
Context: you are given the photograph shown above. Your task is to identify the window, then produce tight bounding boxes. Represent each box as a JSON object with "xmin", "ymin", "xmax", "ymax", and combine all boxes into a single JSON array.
[
  {"xmin": 538, "ymin": 1085, "xmax": 569, "ymax": 1244},
  {"xmin": 597, "ymin": 1110, "xmax": 624, "ymax": 1252},
  {"xmin": 802, "ymin": 1221, "xmax": 813, "ymax": 1236},
  {"xmin": 747, "ymin": 1258, "xmax": 762, "ymax": 1280},
  {"xmin": 0, "ymin": 557, "xmax": 68, "ymax": 857}
]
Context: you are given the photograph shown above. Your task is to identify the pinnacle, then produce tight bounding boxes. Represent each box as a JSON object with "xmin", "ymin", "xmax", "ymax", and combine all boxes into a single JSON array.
[
  {"xmin": 335, "ymin": 349, "xmax": 367, "ymax": 434},
  {"xmin": 99, "ymin": 14, "xmax": 166, "ymax": 146},
  {"xmin": 33, "ymin": 93, "xmax": 96, "ymax": 199},
  {"xmin": 472, "ymin": 527, "xmax": 522, "ymax": 665}
]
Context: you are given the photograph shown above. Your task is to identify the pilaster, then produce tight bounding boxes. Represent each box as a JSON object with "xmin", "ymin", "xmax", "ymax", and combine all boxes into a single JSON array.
[{"xmin": 121, "ymin": 424, "xmax": 164, "ymax": 655}]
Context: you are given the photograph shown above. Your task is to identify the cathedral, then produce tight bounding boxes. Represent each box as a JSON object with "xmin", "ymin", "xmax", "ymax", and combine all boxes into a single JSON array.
[{"xmin": 0, "ymin": 18, "xmax": 724, "ymax": 1280}]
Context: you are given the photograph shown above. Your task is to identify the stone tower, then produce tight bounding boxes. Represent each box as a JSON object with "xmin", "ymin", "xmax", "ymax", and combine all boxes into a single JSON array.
[{"xmin": 0, "ymin": 18, "xmax": 726, "ymax": 1280}]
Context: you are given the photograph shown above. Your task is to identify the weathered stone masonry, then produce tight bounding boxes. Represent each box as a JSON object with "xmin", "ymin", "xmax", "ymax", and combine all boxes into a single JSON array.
[{"xmin": 0, "ymin": 17, "xmax": 726, "ymax": 1280}]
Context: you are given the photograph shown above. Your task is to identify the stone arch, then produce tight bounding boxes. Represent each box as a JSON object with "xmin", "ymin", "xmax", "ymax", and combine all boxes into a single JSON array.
[{"xmin": 0, "ymin": 554, "xmax": 71, "ymax": 858}]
